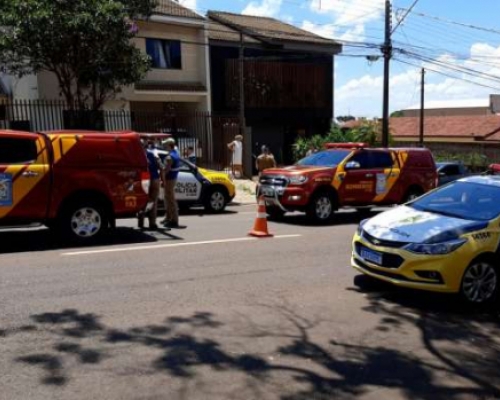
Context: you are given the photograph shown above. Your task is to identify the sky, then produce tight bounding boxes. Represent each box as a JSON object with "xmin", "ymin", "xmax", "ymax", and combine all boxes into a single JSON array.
[{"xmin": 181, "ymin": 0, "xmax": 500, "ymax": 118}]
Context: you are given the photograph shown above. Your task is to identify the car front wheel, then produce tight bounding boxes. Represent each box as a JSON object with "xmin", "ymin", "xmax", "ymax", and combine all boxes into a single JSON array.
[
  {"xmin": 306, "ymin": 192, "xmax": 335, "ymax": 223},
  {"xmin": 204, "ymin": 187, "xmax": 228, "ymax": 213},
  {"xmin": 461, "ymin": 259, "xmax": 498, "ymax": 304}
]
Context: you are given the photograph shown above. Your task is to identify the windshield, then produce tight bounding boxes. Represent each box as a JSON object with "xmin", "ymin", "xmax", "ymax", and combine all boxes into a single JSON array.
[
  {"xmin": 296, "ymin": 150, "xmax": 350, "ymax": 167},
  {"xmin": 410, "ymin": 181, "xmax": 500, "ymax": 221}
]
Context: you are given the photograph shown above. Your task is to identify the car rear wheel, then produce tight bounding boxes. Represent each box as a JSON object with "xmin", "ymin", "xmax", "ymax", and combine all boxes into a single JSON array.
[
  {"xmin": 58, "ymin": 200, "xmax": 109, "ymax": 244},
  {"xmin": 461, "ymin": 259, "xmax": 498, "ymax": 304},
  {"xmin": 204, "ymin": 187, "xmax": 228, "ymax": 213},
  {"xmin": 403, "ymin": 187, "xmax": 423, "ymax": 203},
  {"xmin": 306, "ymin": 192, "xmax": 335, "ymax": 223}
]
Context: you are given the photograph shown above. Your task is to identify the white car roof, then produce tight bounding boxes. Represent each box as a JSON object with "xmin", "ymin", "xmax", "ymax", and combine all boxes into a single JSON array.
[{"xmin": 457, "ymin": 175, "xmax": 500, "ymax": 187}]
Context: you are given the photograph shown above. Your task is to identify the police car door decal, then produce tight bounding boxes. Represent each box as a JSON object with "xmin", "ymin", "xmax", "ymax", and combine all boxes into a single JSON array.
[{"xmin": 175, "ymin": 171, "xmax": 202, "ymax": 201}]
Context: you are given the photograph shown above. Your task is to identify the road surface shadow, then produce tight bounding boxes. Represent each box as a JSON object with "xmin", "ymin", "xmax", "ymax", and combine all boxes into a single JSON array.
[
  {"xmin": 2, "ymin": 299, "xmax": 500, "ymax": 399},
  {"xmin": 271, "ymin": 209, "xmax": 380, "ymax": 227},
  {"xmin": 0, "ymin": 227, "xmax": 183, "ymax": 254}
]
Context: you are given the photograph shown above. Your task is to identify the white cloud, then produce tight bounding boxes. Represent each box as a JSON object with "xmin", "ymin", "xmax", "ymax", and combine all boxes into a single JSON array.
[
  {"xmin": 180, "ymin": 0, "xmax": 197, "ymax": 11},
  {"xmin": 242, "ymin": 0, "xmax": 283, "ymax": 17},
  {"xmin": 309, "ymin": 0, "xmax": 384, "ymax": 26},
  {"xmin": 301, "ymin": 20, "xmax": 336, "ymax": 39},
  {"xmin": 335, "ymin": 42, "xmax": 500, "ymax": 117}
]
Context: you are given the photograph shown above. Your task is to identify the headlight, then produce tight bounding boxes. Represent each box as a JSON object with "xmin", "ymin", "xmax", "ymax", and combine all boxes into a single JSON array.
[
  {"xmin": 289, "ymin": 175, "xmax": 308, "ymax": 185},
  {"xmin": 404, "ymin": 238, "xmax": 467, "ymax": 255},
  {"xmin": 356, "ymin": 219, "xmax": 369, "ymax": 235}
]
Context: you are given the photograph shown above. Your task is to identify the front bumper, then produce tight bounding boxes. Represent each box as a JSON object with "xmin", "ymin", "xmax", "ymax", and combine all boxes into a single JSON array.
[
  {"xmin": 257, "ymin": 184, "xmax": 309, "ymax": 211},
  {"xmin": 351, "ymin": 233, "xmax": 471, "ymax": 293}
]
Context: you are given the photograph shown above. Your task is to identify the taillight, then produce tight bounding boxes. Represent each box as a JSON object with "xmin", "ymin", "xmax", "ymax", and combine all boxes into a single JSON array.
[{"xmin": 141, "ymin": 171, "xmax": 150, "ymax": 194}]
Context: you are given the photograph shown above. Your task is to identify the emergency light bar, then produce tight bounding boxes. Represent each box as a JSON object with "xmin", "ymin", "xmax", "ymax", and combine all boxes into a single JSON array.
[{"xmin": 324, "ymin": 142, "xmax": 368, "ymax": 149}]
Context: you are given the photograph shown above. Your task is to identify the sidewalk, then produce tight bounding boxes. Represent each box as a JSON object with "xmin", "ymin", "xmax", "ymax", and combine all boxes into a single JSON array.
[{"xmin": 231, "ymin": 177, "xmax": 258, "ymax": 205}]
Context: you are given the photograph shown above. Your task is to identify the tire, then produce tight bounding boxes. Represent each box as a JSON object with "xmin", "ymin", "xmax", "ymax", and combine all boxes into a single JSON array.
[
  {"xmin": 266, "ymin": 206, "xmax": 285, "ymax": 221},
  {"xmin": 204, "ymin": 187, "xmax": 228, "ymax": 213},
  {"xmin": 403, "ymin": 187, "xmax": 423, "ymax": 203},
  {"xmin": 460, "ymin": 258, "xmax": 498, "ymax": 305},
  {"xmin": 57, "ymin": 199, "xmax": 109, "ymax": 244},
  {"xmin": 306, "ymin": 191, "xmax": 336, "ymax": 223}
]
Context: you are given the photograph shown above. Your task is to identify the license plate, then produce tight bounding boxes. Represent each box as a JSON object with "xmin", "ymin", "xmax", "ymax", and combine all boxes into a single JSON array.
[
  {"xmin": 261, "ymin": 186, "xmax": 275, "ymax": 197},
  {"xmin": 360, "ymin": 248, "xmax": 383, "ymax": 265}
]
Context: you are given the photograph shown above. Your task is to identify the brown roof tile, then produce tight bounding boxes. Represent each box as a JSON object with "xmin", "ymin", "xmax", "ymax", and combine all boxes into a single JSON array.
[
  {"xmin": 135, "ymin": 81, "xmax": 206, "ymax": 92},
  {"xmin": 390, "ymin": 115, "xmax": 500, "ymax": 141},
  {"xmin": 207, "ymin": 11, "xmax": 340, "ymax": 49},
  {"xmin": 154, "ymin": 0, "xmax": 204, "ymax": 20}
]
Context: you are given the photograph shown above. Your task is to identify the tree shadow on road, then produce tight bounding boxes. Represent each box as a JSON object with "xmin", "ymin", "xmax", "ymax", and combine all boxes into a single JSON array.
[{"xmin": 2, "ymin": 298, "xmax": 500, "ymax": 399}]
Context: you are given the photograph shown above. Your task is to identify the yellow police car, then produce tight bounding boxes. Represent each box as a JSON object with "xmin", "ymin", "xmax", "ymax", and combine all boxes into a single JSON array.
[
  {"xmin": 352, "ymin": 175, "xmax": 500, "ymax": 304},
  {"xmin": 160, "ymin": 157, "xmax": 235, "ymax": 213}
]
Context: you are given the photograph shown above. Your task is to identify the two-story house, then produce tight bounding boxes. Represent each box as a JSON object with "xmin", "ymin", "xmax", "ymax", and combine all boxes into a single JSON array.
[{"xmin": 207, "ymin": 11, "xmax": 342, "ymax": 164}]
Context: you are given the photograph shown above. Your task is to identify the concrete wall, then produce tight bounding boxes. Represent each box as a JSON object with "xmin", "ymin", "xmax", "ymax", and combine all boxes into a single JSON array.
[{"xmin": 1, "ymin": 73, "xmax": 40, "ymax": 100}]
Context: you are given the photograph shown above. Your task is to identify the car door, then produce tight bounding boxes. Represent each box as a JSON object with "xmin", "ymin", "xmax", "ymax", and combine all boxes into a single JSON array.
[
  {"xmin": 175, "ymin": 160, "xmax": 202, "ymax": 202},
  {"xmin": 0, "ymin": 133, "xmax": 50, "ymax": 222},
  {"xmin": 340, "ymin": 151, "xmax": 377, "ymax": 204}
]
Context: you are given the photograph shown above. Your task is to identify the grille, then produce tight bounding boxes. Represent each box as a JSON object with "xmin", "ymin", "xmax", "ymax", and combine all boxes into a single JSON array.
[
  {"xmin": 354, "ymin": 242, "xmax": 405, "ymax": 269},
  {"xmin": 354, "ymin": 258, "xmax": 411, "ymax": 281},
  {"xmin": 259, "ymin": 175, "xmax": 289, "ymax": 187},
  {"xmin": 361, "ymin": 230, "xmax": 408, "ymax": 248}
]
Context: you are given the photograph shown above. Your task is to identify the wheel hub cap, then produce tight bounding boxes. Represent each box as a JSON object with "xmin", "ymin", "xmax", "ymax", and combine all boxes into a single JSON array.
[
  {"xmin": 211, "ymin": 192, "xmax": 225, "ymax": 210},
  {"xmin": 71, "ymin": 208, "xmax": 101, "ymax": 238},
  {"xmin": 463, "ymin": 262, "xmax": 497, "ymax": 303},
  {"xmin": 316, "ymin": 197, "xmax": 332, "ymax": 219}
]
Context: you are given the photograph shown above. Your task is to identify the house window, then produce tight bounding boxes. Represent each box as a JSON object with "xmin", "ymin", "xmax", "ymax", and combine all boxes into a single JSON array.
[{"xmin": 146, "ymin": 39, "xmax": 182, "ymax": 70}]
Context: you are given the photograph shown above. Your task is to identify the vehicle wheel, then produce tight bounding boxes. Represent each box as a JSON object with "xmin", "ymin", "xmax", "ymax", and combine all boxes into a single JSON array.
[
  {"xmin": 403, "ymin": 187, "xmax": 423, "ymax": 203},
  {"xmin": 204, "ymin": 187, "xmax": 228, "ymax": 213},
  {"xmin": 461, "ymin": 259, "xmax": 498, "ymax": 305},
  {"xmin": 306, "ymin": 191, "xmax": 335, "ymax": 223},
  {"xmin": 58, "ymin": 200, "xmax": 109, "ymax": 244},
  {"xmin": 266, "ymin": 206, "xmax": 285, "ymax": 221}
]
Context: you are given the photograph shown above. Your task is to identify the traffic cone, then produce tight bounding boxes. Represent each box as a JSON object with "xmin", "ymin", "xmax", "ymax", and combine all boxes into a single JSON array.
[{"xmin": 249, "ymin": 196, "xmax": 273, "ymax": 238}]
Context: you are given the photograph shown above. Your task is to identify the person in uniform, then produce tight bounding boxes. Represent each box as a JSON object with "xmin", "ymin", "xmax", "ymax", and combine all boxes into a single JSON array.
[
  {"xmin": 256, "ymin": 145, "xmax": 277, "ymax": 176},
  {"xmin": 138, "ymin": 139, "xmax": 161, "ymax": 230},
  {"xmin": 162, "ymin": 138, "xmax": 183, "ymax": 229}
]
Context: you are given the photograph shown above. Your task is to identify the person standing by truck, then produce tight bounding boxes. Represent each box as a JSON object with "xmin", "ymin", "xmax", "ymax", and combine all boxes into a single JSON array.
[
  {"xmin": 162, "ymin": 138, "xmax": 183, "ymax": 229},
  {"xmin": 256, "ymin": 145, "xmax": 276, "ymax": 176}
]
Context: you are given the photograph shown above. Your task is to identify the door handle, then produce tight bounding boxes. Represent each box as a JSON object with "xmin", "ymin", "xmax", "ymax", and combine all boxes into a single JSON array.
[
  {"xmin": 365, "ymin": 173, "xmax": 374, "ymax": 178},
  {"xmin": 22, "ymin": 171, "xmax": 39, "ymax": 178}
]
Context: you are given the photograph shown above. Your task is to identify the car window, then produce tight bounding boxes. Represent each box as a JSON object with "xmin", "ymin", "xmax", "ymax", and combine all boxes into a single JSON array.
[
  {"xmin": 411, "ymin": 181, "xmax": 500, "ymax": 221},
  {"xmin": 0, "ymin": 137, "xmax": 37, "ymax": 164},
  {"xmin": 371, "ymin": 151, "xmax": 393, "ymax": 169},
  {"xmin": 347, "ymin": 151, "xmax": 393, "ymax": 169},
  {"xmin": 440, "ymin": 165, "xmax": 460, "ymax": 176},
  {"xmin": 296, "ymin": 150, "xmax": 350, "ymax": 167},
  {"xmin": 178, "ymin": 160, "xmax": 192, "ymax": 172}
]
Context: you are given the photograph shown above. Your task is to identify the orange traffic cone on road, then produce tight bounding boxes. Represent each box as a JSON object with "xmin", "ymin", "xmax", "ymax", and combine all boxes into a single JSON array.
[{"xmin": 249, "ymin": 196, "xmax": 274, "ymax": 238}]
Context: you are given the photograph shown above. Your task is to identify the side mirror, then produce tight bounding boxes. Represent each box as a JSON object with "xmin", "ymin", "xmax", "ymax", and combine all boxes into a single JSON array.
[{"xmin": 345, "ymin": 161, "xmax": 361, "ymax": 170}]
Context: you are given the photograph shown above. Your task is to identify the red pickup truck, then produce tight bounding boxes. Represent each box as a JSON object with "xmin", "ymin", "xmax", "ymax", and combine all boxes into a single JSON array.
[
  {"xmin": 257, "ymin": 143, "xmax": 437, "ymax": 223},
  {"xmin": 0, "ymin": 130, "xmax": 149, "ymax": 243}
]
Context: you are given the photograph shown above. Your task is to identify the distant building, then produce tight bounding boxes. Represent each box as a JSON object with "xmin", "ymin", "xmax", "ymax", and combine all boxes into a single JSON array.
[{"xmin": 400, "ymin": 94, "xmax": 500, "ymax": 117}]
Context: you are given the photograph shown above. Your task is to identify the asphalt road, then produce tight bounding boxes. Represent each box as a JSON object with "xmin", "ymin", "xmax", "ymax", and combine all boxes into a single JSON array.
[{"xmin": 0, "ymin": 205, "xmax": 499, "ymax": 400}]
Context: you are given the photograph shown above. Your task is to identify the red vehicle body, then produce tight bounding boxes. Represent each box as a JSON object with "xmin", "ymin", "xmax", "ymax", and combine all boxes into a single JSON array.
[
  {"xmin": 0, "ymin": 130, "xmax": 149, "ymax": 242},
  {"xmin": 257, "ymin": 144, "xmax": 438, "ymax": 222}
]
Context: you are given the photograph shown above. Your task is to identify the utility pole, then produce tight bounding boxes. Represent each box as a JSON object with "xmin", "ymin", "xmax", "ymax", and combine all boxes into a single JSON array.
[
  {"xmin": 238, "ymin": 32, "xmax": 246, "ymax": 139},
  {"xmin": 381, "ymin": 0, "xmax": 392, "ymax": 147},
  {"xmin": 419, "ymin": 68, "xmax": 425, "ymax": 147}
]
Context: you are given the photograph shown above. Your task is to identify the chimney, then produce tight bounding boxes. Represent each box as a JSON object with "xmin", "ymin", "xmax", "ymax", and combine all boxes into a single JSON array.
[{"xmin": 490, "ymin": 94, "xmax": 500, "ymax": 114}]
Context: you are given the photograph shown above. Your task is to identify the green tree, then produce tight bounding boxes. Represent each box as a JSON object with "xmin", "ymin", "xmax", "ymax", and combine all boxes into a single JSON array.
[
  {"xmin": 0, "ymin": 0, "xmax": 156, "ymax": 109},
  {"xmin": 390, "ymin": 110, "xmax": 404, "ymax": 117},
  {"xmin": 336, "ymin": 115, "xmax": 356, "ymax": 122}
]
